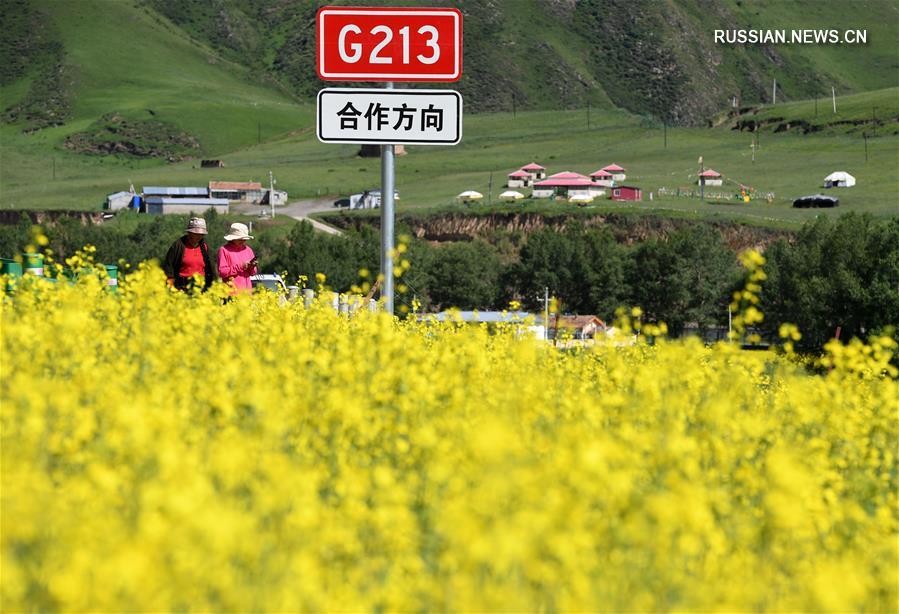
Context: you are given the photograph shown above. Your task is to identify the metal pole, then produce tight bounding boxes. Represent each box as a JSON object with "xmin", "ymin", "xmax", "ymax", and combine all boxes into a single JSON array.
[
  {"xmin": 269, "ymin": 170, "xmax": 275, "ymax": 218},
  {"xmin": 772, "ymin": 78, "xmax": 776, "ymax": 104},
  {"xmin": 544, "ymin": 287, "xmax": 549, "ymax": 341},
  {"xmin": 832, "ymin": 86, "xmax": 836, "ymax": 113},
  {"xmin": 380, "ymin": 82, "xmax": 396, "ymax": 315}
]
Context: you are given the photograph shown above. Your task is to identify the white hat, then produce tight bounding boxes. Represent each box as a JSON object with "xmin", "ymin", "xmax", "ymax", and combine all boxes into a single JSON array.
[
  {"xmin": 186, "ymin": 217, "xmax": 208, "ymax": 234},
  {"xmin": 224, "ymin": 222, "xmax": 254, "ymax": 241}
]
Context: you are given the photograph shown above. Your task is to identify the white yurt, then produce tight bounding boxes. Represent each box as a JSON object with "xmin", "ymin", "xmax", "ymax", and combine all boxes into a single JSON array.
[
  {"xmin": 457, "ymin": 190, "xmax": 484, "ymax": 203},
  {"xmin": 824, "ymin": 171, "xmax": 856, "ymax": 188},
  {"xmin": 499, "ymin": 190, "xmax": 524, "ymax": 202}
]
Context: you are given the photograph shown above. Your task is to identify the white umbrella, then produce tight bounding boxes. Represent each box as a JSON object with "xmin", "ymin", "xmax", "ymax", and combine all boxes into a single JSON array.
[
  {"xmin": 499, "ymin": 190, "xmax": 524, "ymax": 202},
  {"xmin": 568, "ymin": 194, "xmax": 594, "ymax": 204},
  {"xmin": 457, "ymin": 190, "xmax": 484, "ymax": 201}
]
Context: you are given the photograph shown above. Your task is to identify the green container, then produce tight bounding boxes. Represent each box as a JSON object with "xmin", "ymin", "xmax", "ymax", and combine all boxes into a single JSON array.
[
  {"xmin": 1, "ymin": 258, "xmax": 22, "ymax": 278},
  {"xmin": 104, "ymin": 265, "xmax": 119, "ymax": 293},
  {"xmin": 1, "ymin": 257, "xmax": 23, "ymax": 294},
  {"xmin": 22, "ymin": 253, "xmax": 44, "ymax": 276}
]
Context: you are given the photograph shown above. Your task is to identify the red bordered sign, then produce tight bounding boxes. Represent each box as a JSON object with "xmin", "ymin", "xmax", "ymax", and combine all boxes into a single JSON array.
[{"xmin": 317, "ymin": 6, "xmax": 462, "ymax": 82}]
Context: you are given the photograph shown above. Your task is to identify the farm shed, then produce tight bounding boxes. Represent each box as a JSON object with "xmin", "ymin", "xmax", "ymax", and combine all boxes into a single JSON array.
[
  {"xmin": 145, "ymin": 197, "xmax": 229, "ymax": 215},
  {"xmin": 610, "ymin": 186, "xmax": 642, "ymax": 201},
  {"xmin": 106, "ymin": 191, "xmax": 133, "ymax": 211},
  {"xmin": 143, "ymin": 186, "xmax": 209, "ymax": 198},
  {"xmin": 209, "ymin": 181, "xmax": 265, "ymax": 204}
]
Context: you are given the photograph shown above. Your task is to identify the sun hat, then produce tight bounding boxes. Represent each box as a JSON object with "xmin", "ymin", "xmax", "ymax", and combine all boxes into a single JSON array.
[
  {"xmin": 224, "ymin": 222, "xmax": 254, "ymax": 242},
  {"xmin": 186, "ymin": 217, "xmax": 208, "ymax": 235}
]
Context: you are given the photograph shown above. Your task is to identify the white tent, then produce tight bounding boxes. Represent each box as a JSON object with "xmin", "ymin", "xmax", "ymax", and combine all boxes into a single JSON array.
[
  {"xmin": 457, "ymin": 190, "xmax": 484, "ymax": 202},
  {"xmin": 568, "ymin": 194, "xmax": 594, "ymax": 204},
  {"xmin": 824, "ymin": 171, "xmax": 856, "ymax": 188},
  {"xmin": 499, "ymin": 190, "xmax": 524, "ymax": 202}
]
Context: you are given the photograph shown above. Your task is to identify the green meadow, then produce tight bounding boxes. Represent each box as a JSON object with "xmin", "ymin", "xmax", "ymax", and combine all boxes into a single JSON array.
[{"xmin": 0, "ymin": 0, "xmax": 895, "ymax": 228}]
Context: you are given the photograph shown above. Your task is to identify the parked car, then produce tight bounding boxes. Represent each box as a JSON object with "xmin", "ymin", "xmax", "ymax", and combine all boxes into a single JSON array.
[
  {"xmin": 250, "ymin": 274, "xmax": 287, "ymax": 293},
  {"xmin": 333, "ymin": 198, "xmax": 350, "ymax": 208}
]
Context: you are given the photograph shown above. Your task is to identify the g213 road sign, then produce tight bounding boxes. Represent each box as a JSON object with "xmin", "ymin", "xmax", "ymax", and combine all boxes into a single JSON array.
[{"xmin": 317, "ymin": 6, "xmax": 462, "ymax": 82}]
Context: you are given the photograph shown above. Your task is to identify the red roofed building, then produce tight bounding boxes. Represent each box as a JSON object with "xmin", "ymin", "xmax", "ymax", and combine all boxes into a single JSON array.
[
  {"xmin": 209, "ymin": 181, "xmax": 265, "ymax": 203},
  {"xmin": 507, "ymin": 169, "xmax": 532, "ymax": 188},
  {"xmin": 698, "ymin": 169, "xmax": 723, "ymax": 186},
  {"xmin": 533, "ymin": 174, "xmax": 605, "ymax": 199},
  {"xmin": 609, "ymin": 186, "xmax": 642, "ymax": 201},
  {"xmin": 520, "ymin": 162, "xmax": 546, "ymax": 180},
  {"xmin": 601, "ymin": 164, "xmax": 627, "ymax": 182},
  {"xmin": 590, "ymin": 169, "xmax": 614, "ymax": 187},
  {"xmin": 548, "ymin": 314, "xmax": 607, "ymax": 341}
]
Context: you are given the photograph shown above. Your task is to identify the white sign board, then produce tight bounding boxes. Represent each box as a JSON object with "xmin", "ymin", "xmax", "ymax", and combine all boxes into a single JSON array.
[{"xmin": 317, "ymin": 88, "xmax": 462, "ymax": 145}]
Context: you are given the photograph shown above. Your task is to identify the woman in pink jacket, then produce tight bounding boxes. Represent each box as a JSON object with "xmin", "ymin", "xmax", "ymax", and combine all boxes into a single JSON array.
[{"xmin": 217, "ymin": 222, "xmax": 257, "ymax": 293}]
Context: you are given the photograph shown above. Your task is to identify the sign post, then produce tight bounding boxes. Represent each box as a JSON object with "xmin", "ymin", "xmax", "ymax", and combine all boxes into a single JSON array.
[{"xmin": 317, "ymin": 6, "xmax": 462, "ymax": 314}]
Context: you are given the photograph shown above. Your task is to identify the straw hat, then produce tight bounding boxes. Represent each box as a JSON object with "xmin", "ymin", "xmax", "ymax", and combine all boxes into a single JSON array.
[
  {"xmin": 224, "ymin": 222, "xmax": 254, "ymax": 241},
  {"xmin": 186, "ymin": 217, "xmax": 208, "ymax": 235}
]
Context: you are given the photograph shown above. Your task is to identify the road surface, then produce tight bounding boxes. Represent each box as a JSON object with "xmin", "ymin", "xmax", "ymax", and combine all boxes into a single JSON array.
[{"xmin": 232, "ymin": 198, "xmax": 343, "ymax": 235}]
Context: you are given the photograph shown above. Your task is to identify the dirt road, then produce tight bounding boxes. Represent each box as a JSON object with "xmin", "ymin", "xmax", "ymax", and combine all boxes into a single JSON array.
[{"xmin": 232, "ymin": 198, "xmax": 343, "ymax": 235}]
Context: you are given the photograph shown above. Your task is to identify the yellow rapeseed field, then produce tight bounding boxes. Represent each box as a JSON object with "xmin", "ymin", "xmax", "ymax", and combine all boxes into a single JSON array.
[{"xmin": 1, "ymin": 258, "xmax": 897, "ymax": 612}]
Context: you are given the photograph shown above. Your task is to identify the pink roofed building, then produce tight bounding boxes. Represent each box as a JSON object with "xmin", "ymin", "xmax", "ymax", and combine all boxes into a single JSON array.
[
  {"xmin": 520, "ymin": 162, "xmax": 546, "ymax": 181},
  {"xmin": 590, "ymin": 169, "xmax": 614, "ymax": 187},
  {"xmin": 507, "ymin": 169, "xmax": 533, "ymax": 188},
  {"xmin": 533, "ymin": 173, "xmax": 606, "ymax": 199},
  {"xmin": 698, "ymin": 169, "xmax": 723, "ymax": 186},
  {"xmin": 601, "ymin": 163, "xmax": 626, "ymax": 182}
]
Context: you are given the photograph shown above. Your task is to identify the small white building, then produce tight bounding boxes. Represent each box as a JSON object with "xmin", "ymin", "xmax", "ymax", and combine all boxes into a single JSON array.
[
  {"xmin": 698, "ymin": 169, "xmax": 723, "ymax": 186},
  {"xmin": 601, "ymin": 164, "xmax": 626, "ymax": 182},
  {"xmin": 145, "ymin": 197, "xmax": 230, "ymax": 215},
  {"xmin": 106, "ymin": 191, "xmax": 133, "ymax": 211},
  {"xmin": 824, "ymin": 171, "xmax": 856, "ymax": 188},
  {"xmin": 520, "ymin": 162, "xmax": 547, "ymax": 181},
  {"xmin": 263, "ymin": 189, "xmax": 289, "ymax": 206},
  {"xmin": 507, "ymin": 170, "xmax": 532, "ymax": 188},
  {"xmin": 590, "ymin": 169, "xmax": 614, "ymax": 187}
]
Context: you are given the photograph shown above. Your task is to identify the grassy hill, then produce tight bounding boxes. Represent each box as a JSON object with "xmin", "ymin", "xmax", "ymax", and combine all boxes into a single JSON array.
[
  {"xmin": 0, "ymin": 0, "xmax": 896, "ymax": 227},
  {"xmin": 142, "ymin": 0, "xmax": 899, "ymax": 123}
]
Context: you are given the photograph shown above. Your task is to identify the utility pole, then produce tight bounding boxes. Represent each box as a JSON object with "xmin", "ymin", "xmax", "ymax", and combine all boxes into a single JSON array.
[
  {"xmin": 832, "ymin": 86, "xmax": 837, "ymax": 113},
  {"xmin": 751, "ymin": 140, "xmax": 756, "ymax": 163},
  {"xmin": 772, "ymin": 77, "xmax": 776, "ymax": 104},
  {"xmin": 488, "ymin": 171, "xmax": 493, "ymax": 205},
  {"xmin": 538, "ymin": 287, "xmax": 549, "ymax": 341},
  {"xmin": 544, "ymin": 287, "xmax": 550, "ymax": 341},
  {"xmin": 863, "ymin": 132, "xmax": 868, "ymax": 162},
  {"xmin": 269, "ymin": 170, "xmax": 275, "ymax": 218},
  {"xmin": 699, "ymin": 156, "xmax": 705, "ymax": 201}
]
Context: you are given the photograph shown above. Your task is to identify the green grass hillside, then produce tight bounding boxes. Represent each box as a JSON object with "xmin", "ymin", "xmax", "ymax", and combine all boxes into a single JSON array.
[
  {"xmin": 143, "ymin": 0, "xmax": 899, "ymax": 124},
  {"xmin": 0, "ymin": 0, "xmax": 895, "ymax": 226}
]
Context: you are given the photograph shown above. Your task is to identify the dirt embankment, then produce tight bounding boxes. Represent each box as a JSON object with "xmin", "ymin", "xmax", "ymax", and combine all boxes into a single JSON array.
[
  {"xmin": 322, "ymin": 212, "xmax": 793, "ymax": 253},
  {"xmin": 0, "ymin": 210, "xmax": 106, "ymax": 226}
]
